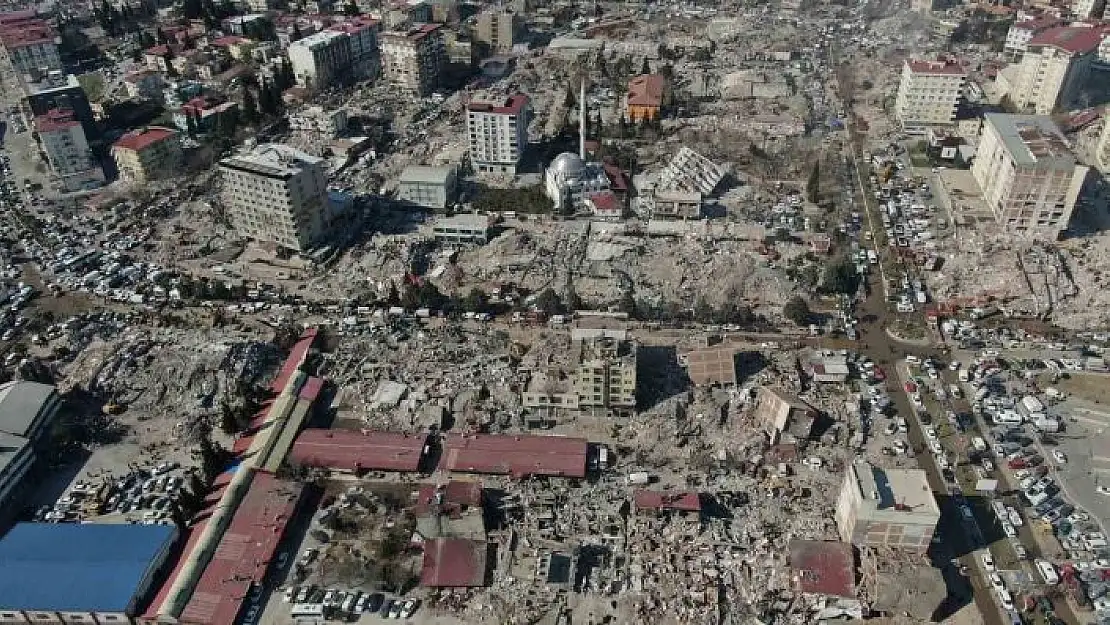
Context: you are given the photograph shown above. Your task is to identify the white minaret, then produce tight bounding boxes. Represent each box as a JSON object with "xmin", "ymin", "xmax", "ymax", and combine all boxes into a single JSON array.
[{"xmin": 579, "ymin": 77, "xmax": 586, "ymax": 159}]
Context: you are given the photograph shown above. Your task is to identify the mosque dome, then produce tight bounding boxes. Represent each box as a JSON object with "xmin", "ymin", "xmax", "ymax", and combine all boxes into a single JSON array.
[{"xmin": 549, "ymin": 152, "xmax": 585, "ymax": 178}]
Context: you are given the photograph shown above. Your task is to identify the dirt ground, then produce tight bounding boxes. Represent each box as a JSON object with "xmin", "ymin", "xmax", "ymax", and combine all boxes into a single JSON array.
[{"xmin": 1054, "ymin": 373, "xmax": 1110, "ymax": 406}]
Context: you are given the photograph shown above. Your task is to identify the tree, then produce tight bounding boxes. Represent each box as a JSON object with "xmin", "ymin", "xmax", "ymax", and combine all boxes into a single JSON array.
[
  {"xmin": 692, "ymin": 297, "xmax": 714, "ymax": 323},
  {"xmin": 343, "ymin": 0, "xmax": 359, "ymax": 14},
  {"xmin": 193, "ymin": 426, "xmax": 232, "ymax": 483},
  {"xmin": 185, "ymin": 111, "xmax": 198, "ymax": 137},
  {"xmin": 783, "ymin": 296, "xmax": 811, "ymax": 326},
  {"xmin": 640, "ymin": 57, "xmax": 651, "ymax": 75},
  {"xmin": 806, "ymin": 161, "xmax": 820, "ymax": 203},
  {"xmin": 617, "ymin": 290, "xmax": 636, "ymax": 316},
  {"xmin": 534, "ymin": 288, "xmax": 562, "ymax": 318},
  {"xmin": 386, "ymin": 280, "xmax": 400, "ymax": 306},
  {"xmin": 156, "ymin": 26, "xmax": 168, "ymax": 44},
  {"xmin": 291, "ymin": 22, "xmax": 302, "ymax": 42},
  {"xmin": 462, "ymin": 287, "xmax": 488, "ymax": 313},
  {"xmin": 820, "ymin": 255, "xmax": 859, "ymax": 295},
  {"xmin": 241, "ymin": 85, "xmax": 259, "ymax": 124}
]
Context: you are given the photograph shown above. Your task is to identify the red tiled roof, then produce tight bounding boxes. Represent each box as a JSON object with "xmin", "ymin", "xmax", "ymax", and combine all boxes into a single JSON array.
[
  {"xmin": 439, "ymin": 433, "xmax": 588, "ymax": 478},
  {"xmin": 1029, "ymin": 26, "xmax": 1102, "ymax": 54},
  {"xmin": 468, "ymin": 93, "xmax": 528, "ymax": 115},
  {"xmin": 906, "ymin": 59, "xmax": 965, "ymax": 75},
  {"xmin": 34, "ymin": 108, "xmax": 79, "ymax": 133},
  {"xmin": 412, "ymin": 481, "xmax": 482, "ymax": 516},
  {"xmin": 633, "ymin": 490, "xmax": 701, "ymax": 512},
  {"xmin": 0, "ymin": 21, "xmax": 55, "ymax": 47},
  {"xmin": 145, "ymin": 44, "xmax": 170, "ymax": 56},
  {"xmin": 789, "ymin": 540, "xmax": 857, "ymax": 599},
  {"xmin": 1013, "ymin": 16, "xmax": 1062, "ymax": 32},
  {"xmin": 113, "ymin": 127, "xmax": 177, "ymax": 153},
  {"xmin": 420, "ymin": 538, "xmax": 487, "ymax": 587},
  {"xmin": 179, "ymin": 473, "xmax": 304, "ymax": 625},
  {"xmin": 329, "ymin": 16, "xmax": 379, "ymax": 33},
  {"xmin": 210, "ymin": 35, "xmax": 248, "ymax": 47},
  {"xmin": 288, "ymin": 429, "xmax": 428, "ymax": 472},
  {"xmin": 603, "ymin": 163, "xmax": 628, "ymax": 192},
  {"xmin": 0, "ymin": 9, "xmax": 39, "ymax": 25},
  {"xmin": 587, "ymin": 191, "xmax": 621, "ymax": 213},
  {"xmin": 123, "ymin": 69, "xmax": 157, "ymax": 83},
  {"xmin": 627, "ymin": 74, "xmax": 666, "ymax": 107},
  {"xmin": 298, "ymin": 376, "xmax": 323, "ymax": 401}
]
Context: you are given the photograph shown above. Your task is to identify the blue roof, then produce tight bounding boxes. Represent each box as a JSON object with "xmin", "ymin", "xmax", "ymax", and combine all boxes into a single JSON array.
[{"xmin": 0, "ymin": 523, "xmax": 177, "ymax": 613}]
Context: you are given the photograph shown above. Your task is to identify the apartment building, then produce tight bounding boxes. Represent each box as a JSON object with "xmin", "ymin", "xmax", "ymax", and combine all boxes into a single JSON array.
[
  {"xmin": 25, "ymin": 73, "xmax": 98, "ymax": 140},
  {"xmin": 0, "ymin": 18, "xmax": 60, "ymax": 74},
  {"xmin": 111, "ymin": 127, "xmax": 183, "ymax": 184},
  {"xmin": 835, "ymin": 462, "xmax": 939, "ymax": 553},
  {"xmin": 522, "ymin": 335, "xmax": 638, "ymax": 417},
  {"xmin": 288, "ymin": 30, "xmax": 352, "ymax": 89},
  {"xmin": 466, "ymin": 92, "xmax": 530, "ymax": 175},
  {"xmin": 34, "ymin": 109, "xmax": 104, "ymax": 191},
  {"xmin": 1072, "ymin": 0, "xmax": 1106, "ymax": 19},
  {"xmin": 218, "ymin": 143, "xmax": 329, "ymax": 252},
  {"xmin": 475, "ymin": 9, "xmax": 521, "ymax": 53},
  {"xmin": 329, "ymin": 16, "xmax": 380, "ymax": 80},
  {"xmin": 1003, "ymin": 16, "xmax": 1062, "ymax": 58},
  {"xmin": 894, "ymin": 59, "xmax": 966, "ymax": 134},
  {"xmin": 431, "ymin": 213, "xmax": 493, "ymax": 244},
  {"xmin": 971, "ymin": 113, "xmax": 1089, "ymax": 239},
  {"xmin": 1094, "ymin": 115, "xmax": 1110, "ymax": 174},
  {"xmin": 397, "ymin": 165, "xmax": 457, "ymax": 209},
  {"xmin": 0, "ymin": 381, "xmax": 62, "ymax": 521},
  {"xmin": 626, "ymin": 74, "xmax": 668, "ymax": 122},
  {"xmin": 380, "ymin": 24, "xmax": 445, "ymax": 96},
  {"xmin": 1010, "ymin": 26, "xmax": 1100, "ymax": 114}
]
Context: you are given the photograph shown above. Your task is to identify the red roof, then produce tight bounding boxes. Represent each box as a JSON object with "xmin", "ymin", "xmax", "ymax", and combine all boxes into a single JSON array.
[
  {"xmin": 298, "ymin": 376, "xmax": 323, "ymax": 401},
  {"xmin": 603, "ymin": 163, "xmax": 628, "ymax": 192},
  {"xmin": 789, "ymin": 540, "xmax": 857, "ymax": 598},
  {"xmin": 0, "ymin": 21, "xmax": 55, "ymax": 47},
  {"xmin": 439, "ymin": 433, "xmax": 588, "ymax": 478},
  {"xmin": 1029, "ymin": 26, "xmax": 1102, "ymax": 54},
  {"xmin": 0, "ymin": 9, "xmax": 38, "ymax": 25},
  {"xmin": 468, "ymin": 93, "xmax": 529, "ymax": 115},
  {"xmin": 329, "ymin": 16, "xmax": 379, "ymax": 33},
  {"xmin": 34, "ymin": 108, "xmax": 79, "ymax": 133},
  {"xmin": 633, "ymin": 490, "xmax": 701, "ymax": 512},
  {"xmin": 210, "ymin": 35, "xmax": 248, "ymax": 46},
  {"xmin": 145, "ymin": 44, "xmax": 171, "ymax": 56},
  {"xmin": 627, "ymin": 74, "xmax": 666, "ymax": 107},
  {"xmin": 113, "ymin": 127, "xmax": 177, "ymax": 152},
  {"xmin": 906, "ymin": 59, "xmax": 965, "ymax": 75},
  {"xmin": 420, "ymin": 538, "xmax": 487, "ymax": 587},
  {"xmin": 179, "ymin": 473, "xmax": 304, "ymax": 625},
  {"xmin": 1013, "ymin": 16, "xmax": 1062, "ymax": 32},
  {"xmin": 288, "ymin": 429, "xmax": 428, "ymax": 472},
  {"xmin": 587, "ymin": 191, "xmax": 621, "ymax": 214},
  {"xmin": 412, "ymin": 481, "xmax": 483, "ymax": 516},
  {"xmin": 271, "ymin": 328, "xmax": 317, "ymax": 392}
]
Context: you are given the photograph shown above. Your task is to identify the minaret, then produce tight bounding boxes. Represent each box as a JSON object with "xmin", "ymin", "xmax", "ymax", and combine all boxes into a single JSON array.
[{"xmin": 579, "ymin": 77, "xmax": 586, "ymax": 160}]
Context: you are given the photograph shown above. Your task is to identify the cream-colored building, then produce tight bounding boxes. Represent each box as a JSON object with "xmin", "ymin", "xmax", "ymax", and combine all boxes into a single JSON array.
[
  {"xmin": 35, "ymin": 109, "xmax": 103, "ymax": 192},
  {"xmin": 894, "ymin": 59, "xmax": 966, "ymax": 134},
  {"xmin": 1009, "ymin": 26, "xmax": 1100, "ymax": 114},
  {"xmin": 380, "ymin": 24, "xmax": 445, "ymax": 96},
  {"xmin": 111, "ymin": 127, "xmax": 183, "ymax": 185},
  {"xmin": 475, "ymin": 9, "xmax": 521, "ymax": 53},
  {"xmin": 218, "ymin": 143, "xmax": 329, "ymax": 252},
  {"xmin": 1094, "ymin": 116, "xmax": 1110, "ymax": 174},
  {"xmin": 971, "ymin": 113, "xmax": 1088, "ymax": 240},
  {"xmin": 288, "ymin": 30, "xmax": 352, "ymax": 90},
  {"xmin": 835, "ymin": 461, "xmax": 940, "ymax": 553},
  {"xmin": 523, "ymin": 335, "xmax": 638, "ymax": 417}
]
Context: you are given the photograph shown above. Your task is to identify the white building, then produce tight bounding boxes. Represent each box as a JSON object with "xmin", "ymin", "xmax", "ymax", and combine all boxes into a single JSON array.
[
  {"xmin": 218, "ymin": 144, "xmax": 330, "ymax": 252},
  {"xmin": 894, "ymin": 59, "xmax": 966, "ymax": 133},
  {"xmin": 1009, "ymin": 26, "xmax": 1101, "ymax": 114},
  {"xmin": 380, "ymin": 24, "xmax": 445, "ymax": 97},
  {"xmin": 432, "ymin": 213, "xmax": 492, "ymax": 244},
  {"xmin": 287, "ymin": 30, "xmax": 352, "ymax": 90},
  {"xmin": 544, "ymin": 153, "xmax": 610, "ymax": 213},
  {"xmin": 466, "ymin": 92, "xmax": 530, "ymax": 175},
  {"xmin": 0, "ymin": 381, "xmax": 62, "ymax": 517},
  {"xmin": 33, "ymin": 109, "xmax": 103, "ymax": 192},
  {"xmin": 1004, "ymin": 17, "xmax": 1062, "ymax": 58},
  {"xmin": 971, "ymin": 113, "xmax": 1088, "ymax": 240},
  {"xmin": 397, "ymin": 165, "xmax": 457, "ymax": 209},
  {"xmin": 1093, "ymin": 115, "xmax": 1110, "ymax": 174},
  {"xmin": 1072, "ymin": 0, "xmax": 1106, "ymax": 19},
  {"xmin": 835, "ymin": 462, "xmax": 940, "ymax": 553}
]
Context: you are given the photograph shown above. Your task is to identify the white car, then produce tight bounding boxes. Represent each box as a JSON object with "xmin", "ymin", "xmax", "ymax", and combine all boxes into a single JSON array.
[
  {"xmin": 988, "ymin": 573, "xmax": 1005, "ymax": 592},
  {"xmin": 1002, "ymin": 522, "xmax": 1017, "ymax": 539},
  {"xmin": 925, "ymin": 426, "xmax": 938, "ymax": 440},
  {"xmin": 1098, "ymin": 485, "xmax": 1110, "ymax": 496},
  {"xmin": 981, "ymin": 553, "xmax": 996, "ymax": 572},
  {"xmin": 996, "ymin": 587, "xmax": 1014, "ymax": 611},
  {"xmin": 906, "ymin": 355, "xmax": 921, "ymax": 364},
  {"xmin": 1052, "ymin": 450, "xmax": 1067, "ymax": 464}
]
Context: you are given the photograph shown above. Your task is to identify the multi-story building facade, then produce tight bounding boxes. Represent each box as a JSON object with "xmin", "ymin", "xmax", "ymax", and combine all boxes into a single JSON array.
[
  {"xmin": 475, "ymin": 9, "xmax": 521, "ymax": 53},
  {"xmin": 1003, "ymin": 16, "xmax": 1063, "ymax": 58},
  {"xmin": 835, "ymin": 461, "xmax": 940, "ymax": 553},
  {"xmin": 288, "ymin": 30, "xmax": 352, "ymax": 89},
  {"xmin": 466, "ymin": 92, "xmax": 529, "ymax": 175},
  {"xmin": 1072, "ymin": 0, "xmax": 1106, "ymax": 19},
  {"xmin": 1094, "ymin": 115, "xmax": 1110, "ymax": 174},
  {"xmin": 25, "ymin": 73, "xmax": 98, "ymax": 140},
  {"xmin": 329, "ymin": 16, "xmax": 380, "ymax": 80},
  {"xmin": 0, "ymin": 381, "xmax": 62, "ymax": 520},
  {"xmin": 34, "ymin": 109, "xmax": 104, "ymax": 191},
  {"xmin": 971, "ymin": 113, "xmax": 1089, "ymax": 239},
  {"xmin": 380, "ymin": 24, "xmax": 445, "ymax": 96},
  {"xmin": 397, "ymin": 165, "xmax": 457, "ymax": 209},
  {"xmin": 893, "ymin": 59, "xmax": 966, "ymax": 134},
  {"xmin": 522, "ymin": 335, "xmax": 638, "ymax": 417},
  {"xmin": 1010, "ymin": 26, "xmax": 1100, "ymax": 114},
  {"xmin": 0, "ymin": 18, "xmax": 60, "ymax": 75},
  {"xmin": 218, "ymin": 143, "xmax": 329, "ymax": 252},
  {"xmin": 111, "ymin": 127, "xmax": 183, "ymax": 184}
]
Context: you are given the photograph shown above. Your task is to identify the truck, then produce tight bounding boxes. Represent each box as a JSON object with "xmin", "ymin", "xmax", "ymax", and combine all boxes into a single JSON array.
[
  {"xmin": 1032, "ymin": 416, "xmax": 1061, "ymax": 433},
  {"xmin": 1021, "ymin": 396, "xmax": 1045, "ymax": 415},
  {"xmin": 915, "ymin": 291, "xmax": 927, "ymax": 304},
  {"xmin": 626, "ymin": 472, "xmax": 651, "ymax": 486},
  {"xmin": 971, "ymin": 436, "xmax": 988, "ymax": 452}
]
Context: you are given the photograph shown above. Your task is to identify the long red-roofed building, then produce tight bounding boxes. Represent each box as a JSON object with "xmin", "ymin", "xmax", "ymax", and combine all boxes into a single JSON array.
[
  {"xmin": 287, "ymin": 429, "xmax": 429, "ymax": 473},
  {"xmin": 439, "ymin": 433, "xmax": 588, "ymax": 478},
  {"xmin": 420, "ymin": 538, "xmax": 488, "ymax": 587}
]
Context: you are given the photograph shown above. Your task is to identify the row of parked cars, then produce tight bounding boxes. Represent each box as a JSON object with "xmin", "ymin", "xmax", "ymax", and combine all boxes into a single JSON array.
[{"xmin": 283, "ymin": 585, "xmax": 419, "ymax": 620}]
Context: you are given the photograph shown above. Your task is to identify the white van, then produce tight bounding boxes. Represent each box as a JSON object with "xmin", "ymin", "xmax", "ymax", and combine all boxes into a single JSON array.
[{"xmin": 1035, "ymin": 559, "xmax": 1059, "ymax": 585}]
